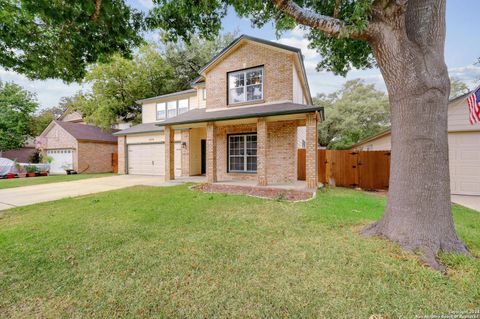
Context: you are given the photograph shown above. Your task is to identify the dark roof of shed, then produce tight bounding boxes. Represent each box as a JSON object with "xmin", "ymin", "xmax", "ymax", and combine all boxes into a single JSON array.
[
  {"xmin": 55, "ymin": 121, "xmax": 118, "ymax": 142},
  {"xmin": 158, "ymin": 103, "xmax": 324, "ymax": 126},
  {"xmin": 113, "ymin": 122, "xmax": 165, "ymax": 136}
]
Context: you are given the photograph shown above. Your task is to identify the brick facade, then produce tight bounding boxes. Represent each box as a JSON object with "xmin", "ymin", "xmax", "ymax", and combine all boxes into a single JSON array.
[
  {"xmin": 77, "ymin": 142, "xmax": 117, "ymax": 173},
  {"xmin": 118, "ymin": 136, "xmax": 126, "ymax": 174},
  {"xmin": 206, "ymin": 122, "xmax": 217, "ymax": 183},
  {"xmin": 205, "ymin": 41, "xmax": 294, "ymax": 110},
  {"xmin": 306, "ymin": 112, "xmax": 318, "ymax": 188},
  {"xmin": 164, "ymin": 126, "xmax": 175, "ymax": 180},
  {"xmin": 257, "ymin": 118, "xmax": 267, "ymax": 186},
  {"xmin": 181, "ymin": 130, "xmax": 190, "ymax": 176},
  {"xmin": 266, "ymin": 120, "xmax": 298, "ymax": 184}
]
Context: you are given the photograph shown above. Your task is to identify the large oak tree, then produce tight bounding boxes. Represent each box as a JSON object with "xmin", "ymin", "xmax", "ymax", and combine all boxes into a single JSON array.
[{"xmin": 149, "ymin": 0, "xmax": 469, "ymax": 269}]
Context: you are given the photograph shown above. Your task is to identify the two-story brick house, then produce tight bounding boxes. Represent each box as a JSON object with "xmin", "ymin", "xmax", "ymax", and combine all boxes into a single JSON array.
[{"xmin": 114, "ymin": 35, "xmax": 323, "ymax": 188}]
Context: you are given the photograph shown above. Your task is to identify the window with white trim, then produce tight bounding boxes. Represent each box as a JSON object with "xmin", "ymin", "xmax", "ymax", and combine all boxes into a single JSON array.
[
  {"xmin": 228, "ymin": 67, "xmax": 263, "ymax": 104},
  {"xmin": 202, "ymin": 88, "xmax": 206, "ymax": 100},
  {"xmin": 178, "ymin": 99, "xmax": 189, "ymax": 114},
  {"xmin": 156, "ymin": 99, "xmax": 190, "ymax": 121},
  {"xmin": 228, "ymin": 134, "xmax": 257, "ymax": 172},
  {"xmin": 156, "ymin": 102, "xmax": 166, "ymax": 120}
]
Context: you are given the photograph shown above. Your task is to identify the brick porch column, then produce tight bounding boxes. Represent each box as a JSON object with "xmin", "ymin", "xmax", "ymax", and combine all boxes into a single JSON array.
[
  {"xmin": 306, "ymin": 112, "xmax": 318, "ymax": 189},
  {"xmin": 117, "ymin": 136, "xmax": 126, "ymax": 174},
  {"xmin": 257, "ymin": 118, "xmax": 267, "ymax": 186},
  {"xmin": 164, "ymin": 125, "xmax": 175, "ymax": 181},
  {"xmin": 181, "ymin": 130, "xmax": 190, "ymax": 176},
  {"xmin": 206, "ymin": 122, "xmax": 217, "ymax": 183}
]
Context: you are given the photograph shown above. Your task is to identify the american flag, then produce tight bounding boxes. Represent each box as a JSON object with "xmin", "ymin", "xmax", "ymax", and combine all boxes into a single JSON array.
[{"xmin": 467, "ymin": 88, "xmax": 480, "ymax": 124}]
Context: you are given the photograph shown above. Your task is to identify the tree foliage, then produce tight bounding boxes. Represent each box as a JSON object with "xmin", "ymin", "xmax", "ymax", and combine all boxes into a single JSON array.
[
  {"xmin": 316, "ymin": 79, "xmax": 390, "ymax": 149},
  {"xmin": 30, "ymin": 97, "xmax": 75, "ymax": 136},
  {"xmin": 450, "ymin": 78, "xmax": 470, "ymax": 99},
  {"xmin": 148, "ymin": 0, "xmax": 374, "ymax": 76},
  {"xmin": 0, "ymin": 0, "xmax": 144, "ymax": 82},
  {"xmin": 0, "ymin": 82, "xmax": 38, "ymax": 151},
  {"xmin": 76, "ymin": 33, "xmax": 237, "ymax": 130}
]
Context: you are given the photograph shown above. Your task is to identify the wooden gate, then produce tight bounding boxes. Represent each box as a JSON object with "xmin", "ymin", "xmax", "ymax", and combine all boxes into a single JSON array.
[
  {"xmin": 297, "ymin": 149, "xmax": 390, "ymax": 189},
  {"xmin": 112, "ymin": 153, "xmax": 118, "ymax": 173}
]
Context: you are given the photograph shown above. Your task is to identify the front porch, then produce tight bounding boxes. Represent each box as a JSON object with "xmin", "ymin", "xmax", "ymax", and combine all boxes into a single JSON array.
[{"xmin": 162, "ymin": 111, "xmax": 320, "ymax": 190}]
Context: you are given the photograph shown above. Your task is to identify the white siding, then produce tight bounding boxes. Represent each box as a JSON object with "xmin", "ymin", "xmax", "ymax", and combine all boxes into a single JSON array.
[
  {"xmin": 448, "ymin": 97, "xmax": 478, "ymax": 132},
  {"xmin": 141, "ymin": 93, "xmax": 198, "ymax": 124}
]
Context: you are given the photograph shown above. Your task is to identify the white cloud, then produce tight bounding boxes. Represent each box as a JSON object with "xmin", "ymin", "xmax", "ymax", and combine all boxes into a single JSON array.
[
  {"xmin": 448, "ymin": 64, "xmax": 480, "ymax": 89},
  {"xmin": 134, "ymin": 0, "xmax": 153, "ymax": 9},
  {"xmin": 0, "ymin": 67, "xmax": 86, "ymax": 111}
]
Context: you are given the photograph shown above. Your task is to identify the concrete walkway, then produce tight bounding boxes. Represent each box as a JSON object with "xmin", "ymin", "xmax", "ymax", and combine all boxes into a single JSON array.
[
  {"xmin": 451, "ymin": 195, "xmax": 480, "ymax": 212},
  {"xmin": 0, "ymin": 175, "xmax": 171, "ymax": 211}
]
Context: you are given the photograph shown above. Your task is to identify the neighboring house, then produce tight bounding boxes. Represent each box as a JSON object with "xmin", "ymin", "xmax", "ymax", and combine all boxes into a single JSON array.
[
  {"xmin": 351, "ymin": 92, "xmax": 480, "ymax": 195},
  {"xmin": 37, "ymin": 119, "xmax": 118, "ymax": 174},
  {"xmin": 115, "ymin": 35, "xmax": 324, "ymax": 188},
  {"xmin": 0, "ymin": 138, "xmax": 37, "ymax": 163}
]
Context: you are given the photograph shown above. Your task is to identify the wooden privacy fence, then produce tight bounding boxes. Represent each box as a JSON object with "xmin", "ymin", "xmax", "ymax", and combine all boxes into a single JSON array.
[
  {"xmin": 298, "ymin": 149, "xmax": 391, "ymax": 190},
  {"xmin": 112, "ymin": 153, "xmax": 118, "ymax": 173}
]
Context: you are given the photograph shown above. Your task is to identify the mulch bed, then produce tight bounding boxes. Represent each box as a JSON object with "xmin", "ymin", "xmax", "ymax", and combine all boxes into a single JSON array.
[{"xmin": 192, "ymin": 183, "xmax": 315, "ymax": 202}]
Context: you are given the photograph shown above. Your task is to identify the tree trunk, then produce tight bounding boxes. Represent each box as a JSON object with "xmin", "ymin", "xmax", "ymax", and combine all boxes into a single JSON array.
[{"xmin": 362, "ymin": 0, "xmax": 469, "ymax": 270}]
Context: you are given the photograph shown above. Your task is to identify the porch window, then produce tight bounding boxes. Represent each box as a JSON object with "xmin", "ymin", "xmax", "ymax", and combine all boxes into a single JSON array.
[
  {"xmin": 228, "ymin": 67, "xmax": 263, "ymax": 104},
  {"xmin": 228, "ymin": 134, "xmax": 257, "ymax": 172},
  {"xmin": 156, "ymin": 102, "xmax": 166, "ymax": 120}
]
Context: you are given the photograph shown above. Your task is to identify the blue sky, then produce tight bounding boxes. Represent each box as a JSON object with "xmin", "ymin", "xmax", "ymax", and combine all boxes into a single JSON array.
[{"xmin": 1, "ymin": 0, "xmax": 479, "ymax": 109}]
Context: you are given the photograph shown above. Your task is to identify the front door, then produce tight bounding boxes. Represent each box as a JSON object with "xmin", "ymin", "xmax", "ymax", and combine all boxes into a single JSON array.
[{"xmin": 201, "ymin": 139, "xmax": 206, "ymax": 175}]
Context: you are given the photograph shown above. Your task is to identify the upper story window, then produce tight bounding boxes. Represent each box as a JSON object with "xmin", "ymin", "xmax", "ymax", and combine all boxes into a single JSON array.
[
  {"xmin": 228, "ymin": 66, "xmax": 263, "ymax": 105},
  {"xmin": 202, "ymin": 88, "xmax": 206, "ymax": 101},
  {"xmin": 156, "ymin": 98, "xmax": 190, "ymax": 121}
]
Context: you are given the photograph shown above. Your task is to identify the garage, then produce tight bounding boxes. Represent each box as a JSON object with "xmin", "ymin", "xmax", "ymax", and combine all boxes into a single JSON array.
[
  {"xmin": 47, "ymin": 149, "xmax": 74, "ymax": 174},
  {"xmin": 449, "ymin": 132, "xmax": 480, "ymax": 195},
  {"xmin": 127, "ymin": 143, "xmax": 182, "ymax": 176}
]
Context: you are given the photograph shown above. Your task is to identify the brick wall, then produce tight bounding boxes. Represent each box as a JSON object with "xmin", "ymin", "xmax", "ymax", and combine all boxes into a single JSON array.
[
  {"xmin": 205, "ymin": 41, "xmax": 294, "ymax": 109},
  {"xmin": 77, "ymin": 142, "xmax": 117, "ymax": 173},
  {"xmin": 215, "ymin": 120, "xmax": 298, "ymax": 184},
  {"xmin": 266, "ymin": 120, "xmax": 298, "ymax": 184},
  {"xmin": 118, "ymin": 136, "xmax": 126, "ymax": 174}
]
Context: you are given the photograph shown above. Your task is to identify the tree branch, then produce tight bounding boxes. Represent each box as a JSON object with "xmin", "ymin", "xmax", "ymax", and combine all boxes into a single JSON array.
[
  {"xmin": 271, "ymin": 0, "xmax": 369, "ymax": 39},
  {"xmin": 90, "ymin": 0, "xmax": 102, "ymax": 21}
]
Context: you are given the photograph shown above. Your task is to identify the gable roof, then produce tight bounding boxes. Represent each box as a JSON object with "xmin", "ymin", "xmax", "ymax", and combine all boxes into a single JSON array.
[
  {"xmin": 198, "ymin": 34, "xmax": 312, "ymax": 104},
  {"xmin": 52, "ymin": 121, "xmax": 119, "ymax": 143},
  {"xmin": 113, "ymin": 122, "xmax": 164, "ymax": 136}
]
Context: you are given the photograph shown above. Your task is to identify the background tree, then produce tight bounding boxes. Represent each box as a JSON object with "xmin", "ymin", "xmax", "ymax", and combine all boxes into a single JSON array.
[
  {"xmin": 77, "ymin": 34, "xmax": 237, "ymax": 130},
  {"xmin": 76, "ymin": 44, "xmax": 175, "ymax": 130},
  {"xmin": 0, "ymin": 0, "xmax": 144, "ymax": 82},
  {"xmin": 0, "ymin": 82, "xmax": 38, "ymax": 152},
  {"xmin": 450, "ymin": 78, "xmax": 470, "ymax": 99},
  {"xmin": 31, "ymin": 97, "xmax": 75, "ymax": 136},
  {"xmin": 316, "ymin": 80, "xmax": 390, "ymax": 149},
  {"xmin": 148, "ymin": 0, "xmax": 469, "ymax": 269},
  {"xmin": 164, "ymin": 33, "xmax": 238, "ymax": 90}
]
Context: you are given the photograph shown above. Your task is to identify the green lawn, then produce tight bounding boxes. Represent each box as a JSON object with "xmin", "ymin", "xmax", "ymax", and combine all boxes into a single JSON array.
[
  {"xmin": 0, "ymin": 173, "xmax": 115, "ymax": 190},
  {"xmin": 0, "ymin": 186, "xmax": 478, "ymax": 318}
]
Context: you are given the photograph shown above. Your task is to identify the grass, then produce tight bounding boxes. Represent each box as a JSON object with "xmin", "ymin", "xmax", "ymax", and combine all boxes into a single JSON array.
[
  {"xmin": 0, "ymin": 185, "xmax": 478, "ymax": 318},
  {"xmin": 0, "ymin": 173, "xmax": 115, "ymax": 190}
]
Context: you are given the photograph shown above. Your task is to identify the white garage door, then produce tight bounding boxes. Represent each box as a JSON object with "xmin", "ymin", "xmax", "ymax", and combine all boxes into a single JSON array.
[
  {"xmin": 449, "ymin": 132, "xmax": 480, "ymax": 195},
  {"xmin": 47, "ymin": 149, "xmax": 73, "ymax": 174},
  {"xmin": 127, "ymin": 143, "xmax": 182, "ymax": 176}
]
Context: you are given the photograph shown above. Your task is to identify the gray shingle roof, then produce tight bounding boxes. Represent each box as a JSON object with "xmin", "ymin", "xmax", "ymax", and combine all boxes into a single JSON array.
[
  {"xmin": 158, "ymin": 103, "xmax": 323, "ymax": 126},
  {"xmin": 55, "ymin": 121, "xmax": 118, "ymax": 143},
  {"xmin": 113, "ymin": 122, "xmax": 165, "ymax": 136},
  {"xmin": 136, "ymin": 89, "xmax": 197, "ymax": 104}
]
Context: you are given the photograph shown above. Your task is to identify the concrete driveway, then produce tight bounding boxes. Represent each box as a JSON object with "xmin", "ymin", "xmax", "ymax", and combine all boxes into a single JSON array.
[
  {"xmin": 451, "ymin": 195, "xmax": 480, "ymax": 212},
  {"xmin": 0, "ymin": 175, "xmax": 170, "ymax": 211}
]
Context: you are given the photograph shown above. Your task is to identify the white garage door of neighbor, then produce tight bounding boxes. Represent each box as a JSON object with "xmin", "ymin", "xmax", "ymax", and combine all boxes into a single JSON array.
[
  {"xmin": 449, "ymin": 132, "xmax": 480, "ymax": 195},
  {"xmin": 47, "ymin": 149, "xmax": 74, "ymax": 174},
  {"xmin": 127, "ymin": 143, "xmax": 182, "ymax": 176}
]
